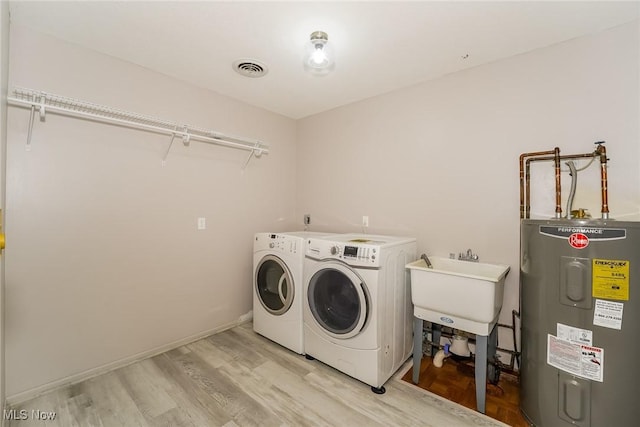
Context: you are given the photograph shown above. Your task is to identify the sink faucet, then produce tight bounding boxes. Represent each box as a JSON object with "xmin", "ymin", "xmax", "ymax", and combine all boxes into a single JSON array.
[
  {"xmin": 420, "ymin": 253, "xmax": 433, "ymax": 269},
  {"xmin": 458, "ymin": 248, "xmax": 479, "ymax": 262}
]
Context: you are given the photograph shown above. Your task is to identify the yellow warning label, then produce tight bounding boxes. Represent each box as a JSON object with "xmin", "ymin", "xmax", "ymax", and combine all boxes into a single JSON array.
[{"xmin": 592, "ymin": 259, "xmax": 629, "ymax": 301}]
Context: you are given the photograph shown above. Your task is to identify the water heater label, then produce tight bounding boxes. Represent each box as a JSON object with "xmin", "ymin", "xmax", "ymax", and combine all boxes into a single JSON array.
[
  {"xmin": 547, "ymin": 334, "xmax": 604, "ymax": 382},
  {"xmin": 557, "ymin": 323, "xmax": 592, "ymax": 345},
  {"xmin": 539, "ymin": 226, "xmax": 626, "ymax": 241},
  {"xmin": 593, "ymin": 299, "xmax": 624, "ymax": 330},
  {"xmin": 592, "ymin": 259, "xmax": 630, "ymax": 301}
]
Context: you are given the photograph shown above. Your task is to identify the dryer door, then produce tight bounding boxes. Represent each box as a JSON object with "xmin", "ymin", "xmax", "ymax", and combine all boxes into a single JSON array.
[
  {"xmin": 307, "ymin": 261, "xmax": 368, "ymax": 339},
  {"xmin": 255, "ymin": 255, "xmax": 294, "ymax": 315}
]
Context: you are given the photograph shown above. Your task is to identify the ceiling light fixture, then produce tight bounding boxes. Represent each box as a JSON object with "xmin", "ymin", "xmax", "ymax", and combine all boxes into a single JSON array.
[{"xmin": 304, "ymin": 31, "xmax": 334, "ymax": 76}]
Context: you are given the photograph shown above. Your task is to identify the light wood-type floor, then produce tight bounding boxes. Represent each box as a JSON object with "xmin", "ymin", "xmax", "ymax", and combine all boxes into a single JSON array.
[{"xmin": 7, "ymin": 323, "xmax": 505, "ymax": 426}]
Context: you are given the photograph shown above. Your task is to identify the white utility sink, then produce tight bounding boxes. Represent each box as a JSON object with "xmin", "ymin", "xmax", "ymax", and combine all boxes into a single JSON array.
[{"xmin": 406, "ymin": 257, "xmax": 510, "ymax": 335}]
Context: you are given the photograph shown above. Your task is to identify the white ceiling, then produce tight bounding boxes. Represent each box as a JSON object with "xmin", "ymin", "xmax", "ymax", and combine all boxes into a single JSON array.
[{"xmin": 8, "ymin": 1, "xmax": 640, "ymax": 119}]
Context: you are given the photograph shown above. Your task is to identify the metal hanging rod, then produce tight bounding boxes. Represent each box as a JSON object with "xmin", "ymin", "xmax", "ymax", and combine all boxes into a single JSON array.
[{"xmin": 7, "ymin": 87, "xmax": 269, "ymax": 167}]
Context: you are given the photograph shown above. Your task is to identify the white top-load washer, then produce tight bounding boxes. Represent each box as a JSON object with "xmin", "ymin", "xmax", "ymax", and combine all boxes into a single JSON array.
[
  {"xmin": 303, "ymin": 233, "xmax": 417, "ymax": 393},
  {"xmin": 253, "ymin": 231, "xmax": 333, "ymax": 354}
]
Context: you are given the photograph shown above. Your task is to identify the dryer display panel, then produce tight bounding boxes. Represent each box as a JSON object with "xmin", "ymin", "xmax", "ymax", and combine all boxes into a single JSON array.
[
  {"xmin": 308, "ymin": 267, "xmax": 367, "ymax": 337},
  {"xmin": 256, "ymin": 255, "xmax": 294, "ymax": 315}
]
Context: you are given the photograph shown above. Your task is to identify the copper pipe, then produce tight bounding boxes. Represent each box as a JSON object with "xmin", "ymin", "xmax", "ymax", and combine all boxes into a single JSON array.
[
  {"xmin": 525, "ymin": 158, "xmax": 535, "ymax": 218},
  {"xmin": 525, "ymin": 160, "xmax": 531, "ymax": 218},
  {"xmin": 526, "ymin": 153, "xmax": 598, "ymax": 162},
  {"xmin": 554, "ymin": 147, "xmax": 562, "ymax": 218},
  {"xmin": 525, "ymin": 152, "xmax": 597, "ymax": 218},
  {"xmin": 519, "ymin": 154, "xmax": 526, "ymax": 218},
  {"xmin": 595, "ymin": 142, "xmax": 609, "ymax": 219},
  {"xmin": 519, "ymin": 150, "xmax": 557, "ymax": 219},
  {"xmin": 520, "ymin": 145, "xmax": 610, "ymax": 219}
]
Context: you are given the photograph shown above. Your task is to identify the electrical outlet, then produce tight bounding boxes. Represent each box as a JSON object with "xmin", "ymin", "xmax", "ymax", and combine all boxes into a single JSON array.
[
  {"xmin": 304, "ymin": 214, "xmax": 311, "ymax": 225},
  {"xmin": 362, "ymin": 215, "xmax": 369, "ymax": 227},
  {"xmin": 197, "ymin": 217, "xmax": 206, "ymax": 230}
]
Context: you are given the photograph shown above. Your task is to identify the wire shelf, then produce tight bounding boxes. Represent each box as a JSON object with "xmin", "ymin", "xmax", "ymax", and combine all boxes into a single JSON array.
[{"xmin": 8, "ymin": 87, "xmax": 269, "ymax": 167}]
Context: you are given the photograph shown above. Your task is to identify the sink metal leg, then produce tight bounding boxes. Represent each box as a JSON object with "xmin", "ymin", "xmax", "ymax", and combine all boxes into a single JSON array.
[
  {"xmin": 412, "ymin": 316, "xmax": 423, "ymax": 384},
  {"xmin": 475, "ymin": 333, "xmax": 488, "ymax": 413},
  {"xmin": 474, "ymin": 324, "xmax": 498, "ymax": 414}
]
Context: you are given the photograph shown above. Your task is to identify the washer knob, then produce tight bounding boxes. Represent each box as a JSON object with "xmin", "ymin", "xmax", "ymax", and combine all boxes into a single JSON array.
[
  {"xmin": 269, "ymin": 242, "xmax": 275, "ymax": 248},
  {"xmin": 330, "ymin": 245, "xmax": 340, "ymax": 255}
]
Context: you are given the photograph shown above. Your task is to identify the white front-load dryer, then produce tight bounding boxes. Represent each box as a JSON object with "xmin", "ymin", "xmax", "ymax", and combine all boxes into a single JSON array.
[
  {"xmin": 253, "ymin": 231, "xmax": 332, "ymax": 354},
  {"xmin": 303, "ymin": 233, "xmax": 416, "ymax": 393}
]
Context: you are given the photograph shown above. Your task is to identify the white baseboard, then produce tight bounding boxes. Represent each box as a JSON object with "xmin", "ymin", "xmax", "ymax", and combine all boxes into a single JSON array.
[{"xmin": 6, "ymin": 318, "xmax": 249, "ymax": 406}]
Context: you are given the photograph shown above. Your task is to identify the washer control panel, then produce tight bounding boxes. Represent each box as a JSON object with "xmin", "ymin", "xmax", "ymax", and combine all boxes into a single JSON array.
[{"xmin": 306, "ymin": 239, "xmax": 381, "ymax": 267}]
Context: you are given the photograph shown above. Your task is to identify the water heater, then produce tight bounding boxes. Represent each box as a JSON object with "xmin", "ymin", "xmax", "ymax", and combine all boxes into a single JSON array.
[{"xmin": 520, "ymin": 219, "xmax": 639, "ymax": 426}]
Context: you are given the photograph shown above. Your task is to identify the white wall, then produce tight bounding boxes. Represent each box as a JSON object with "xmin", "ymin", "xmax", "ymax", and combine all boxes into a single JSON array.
[
  {"xmin": 5, "ymin": 25, "xmax": 297, "ymax": 399},
  {"xmin": 297, "ymin": 22, "xmax": 640, "ymax": 358},
  {"xmin": 1, "ymin": 0, "xmax": 10, "ymax": 412}
]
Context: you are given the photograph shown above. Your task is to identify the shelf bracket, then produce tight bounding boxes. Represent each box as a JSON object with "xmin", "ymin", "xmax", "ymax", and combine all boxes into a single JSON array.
[
  {"xmin": 38, "ymin": 93, "xmax": 47, "ymax": 121},
  {"xmin": 25, "ymin": 93, "xmax": 47, "ymax": 151},
  {"xmin": 242, "ymin": 142, "xmax": 264, "ymax": 171},
  {"xmin": 182, "ymin": 125, "xmax": 190, "ymax": 147},
  {"xmin": 162, "ymin": 127, "xmax": 178, "ymax": 166},
  {"xmin": 26, "ymin": 104, "xmax": 36, "ymax": 151}
]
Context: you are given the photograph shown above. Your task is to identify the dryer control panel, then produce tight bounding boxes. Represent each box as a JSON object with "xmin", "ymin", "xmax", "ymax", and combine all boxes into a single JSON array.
[
  {"xmin": 306, "ymin": 239, "xmax": 381, "ymax": 268},
  {"xmin": 254, "ymin": 233, "xmax": 300, "ymax": 254}
]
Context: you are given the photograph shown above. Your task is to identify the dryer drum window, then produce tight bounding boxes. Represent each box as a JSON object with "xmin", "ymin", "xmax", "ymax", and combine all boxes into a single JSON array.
[
  {"xmin": 256, "ymin": 256, "xmax": 294, "ymax": 315},
  {"xmin": 308, "ymin": 269, "xmax": 363, "ymax": 335}
]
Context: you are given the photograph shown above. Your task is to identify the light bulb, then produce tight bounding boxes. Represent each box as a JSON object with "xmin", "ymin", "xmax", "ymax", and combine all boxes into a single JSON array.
[
  {"xmin": 304, "ymin": 31, "xmax": 334, "ymax": 75},
  {"xmin": 311, "ymin": 46, "xmax": 327, "ymax": 65}
]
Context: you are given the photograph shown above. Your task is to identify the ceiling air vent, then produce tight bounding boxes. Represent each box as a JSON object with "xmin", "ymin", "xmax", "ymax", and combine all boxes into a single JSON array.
[{"xmin": 233, "ymin": 59, "xmax": 268, "ymax": 78}]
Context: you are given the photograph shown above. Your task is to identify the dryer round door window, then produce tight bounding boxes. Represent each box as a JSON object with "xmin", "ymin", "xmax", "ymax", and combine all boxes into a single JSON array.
[
  {"xmin": 256, "ymin": 255, "xmax": 294, "ymax": 315},
  {"xmin": 307, "ymin": 262, "xmax": 368, "ymax": 339}
]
